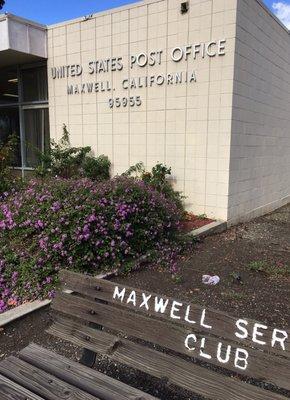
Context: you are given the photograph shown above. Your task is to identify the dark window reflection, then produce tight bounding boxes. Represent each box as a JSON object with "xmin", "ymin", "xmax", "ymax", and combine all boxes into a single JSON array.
[
  {"xmin": 0, "ymin": 108, "xmax": 21, "ymax": 167},
  {"xmin": 0, "ymin": 64, "xmax": 49, "ymax": 169},
  {"xmin": 22, "ymin": 67, "xmax": 48, "ymax": 102},
  {"xmin": 24, "ymin": 108, "xmax": 49, "ymax": 167},
  {"xmin": 0, "ymin": 68, "xmax": 19, "ymax": 104}
]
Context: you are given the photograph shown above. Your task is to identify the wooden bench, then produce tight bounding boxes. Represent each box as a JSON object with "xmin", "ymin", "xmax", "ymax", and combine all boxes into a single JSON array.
[{"xmin": 0, "ymin": 269, "xmax": 289, "ymax": 400}]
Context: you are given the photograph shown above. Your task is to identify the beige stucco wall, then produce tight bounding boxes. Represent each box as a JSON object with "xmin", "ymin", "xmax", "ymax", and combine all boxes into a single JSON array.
[
  {"xmin": 47, "ymin": 0, "xmax": 290, "ymax": 222},
  {"xmin": 228, "ymin": 0, "xmax": 290, "ymax": 223},
  {"xmin": 47, "ymin": 0, "xmax": 237, "ymax": 220}
]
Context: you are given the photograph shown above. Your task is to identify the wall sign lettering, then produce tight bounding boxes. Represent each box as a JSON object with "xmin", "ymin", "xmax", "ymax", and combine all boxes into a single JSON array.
[{"xmin": 50, "ymin": 39, "xmax": 226, "ymax": 108}]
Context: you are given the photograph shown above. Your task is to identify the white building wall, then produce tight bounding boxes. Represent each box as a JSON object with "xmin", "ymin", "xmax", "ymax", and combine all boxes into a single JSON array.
[
  {"xmin": 228, "ymin": 0, "xmax": 290, "ymax": 223},
  {"xmin": 0, "ymin": 17, "xmax": 9, "ymax": 51},
  {"xmin": 0, "ymin": 14, "xmax": 47, "ymax": 57},
  {"xmin": 47, "ymin": 0, "xmax": 238, "ymax": 220}
]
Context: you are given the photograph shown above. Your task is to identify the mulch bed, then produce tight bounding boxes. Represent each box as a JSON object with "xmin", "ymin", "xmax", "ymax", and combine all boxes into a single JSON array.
[
  {"xmin": 0, "ymin": 204, "xmax": 289, "ymax": 399},
  {"xmin": 180, "ymin": 212, "xmax": 214, "ymax": 233}
]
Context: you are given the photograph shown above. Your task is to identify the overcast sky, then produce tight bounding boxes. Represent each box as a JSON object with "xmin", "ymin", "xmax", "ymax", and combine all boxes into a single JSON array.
[
  {"xmin": 268, "ymin": 1, "xmax": 290, "ymax": 28},
  {"xmin": 1, "ymin": 0, "xmax": 290, "ymax": 28}
]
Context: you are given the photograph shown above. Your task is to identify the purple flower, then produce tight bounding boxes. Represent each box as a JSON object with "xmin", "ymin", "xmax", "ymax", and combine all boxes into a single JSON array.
[
  {"xmin": 48, "ymin": 290, "xmax": 56, "ymax": 299},
  {"xmin": 0, "ymin": 300, "xmax": 7, "ymax": 313},
  {"xmin": 0, "ymin": 173, "xmax": 184, "ymax": 312},
  {"xmin": 51, "ymin": 201, "xmax": 61, "ymax": 212},
  {"xmin": 12, "ymin": 271, "xmax": 18, "ymax": 281},
  {"xmin": 35, "ymin": 220, "xmax": 44, "ymax": 229}
]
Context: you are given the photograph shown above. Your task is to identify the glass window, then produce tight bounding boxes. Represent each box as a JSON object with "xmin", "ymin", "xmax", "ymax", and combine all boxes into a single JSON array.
[
  {"xmin": 24, "ymin": 108, "xmax": 49, "ymax": 167},
  {"xmin": 0, "ymin": 68, "xmax": 19, "ymax": 104},
  {"xmin": 22, "ymin": 66, "xmax": 48, "ymax": 102},
  {"xmin": 0, "ymin": 63, "xmax": 49, "ymax": 170},
  {"xmin": 0, "ymin": 107, "xmax": 21, "ymax": 167}
]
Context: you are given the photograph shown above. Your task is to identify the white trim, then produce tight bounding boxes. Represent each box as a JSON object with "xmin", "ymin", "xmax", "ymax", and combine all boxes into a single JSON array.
[
  {"xmin": 0, "ymin": 300, "xmax": 51, "ymax": 327},
  {"xmin": 188, "ymin": 220, "xmax": 227, "ymax": 238}
]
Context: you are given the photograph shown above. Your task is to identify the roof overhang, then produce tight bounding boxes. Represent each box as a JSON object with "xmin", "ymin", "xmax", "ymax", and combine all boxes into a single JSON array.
[{"xmin": 0, "ymin": 13, "xmax": 47, "ymax": 68}]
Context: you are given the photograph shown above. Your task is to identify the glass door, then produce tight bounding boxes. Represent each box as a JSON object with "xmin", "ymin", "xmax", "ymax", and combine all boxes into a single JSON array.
[
  {"xmin": 23, "ymin": 108, "xmax": 49, "ymax": 168},
  {"xmin": 0, "ymin": 63, "xmax": 49, "ymax": 174},
  {"xmin": 0, "ymin": 107, "xmax": 21, "ymax": 167}
]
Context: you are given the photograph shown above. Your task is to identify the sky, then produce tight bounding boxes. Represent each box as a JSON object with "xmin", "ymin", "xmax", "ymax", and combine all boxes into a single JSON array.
[{"xmin": 1, "ymin": 0, "xmax": 290, "ymax": 28}]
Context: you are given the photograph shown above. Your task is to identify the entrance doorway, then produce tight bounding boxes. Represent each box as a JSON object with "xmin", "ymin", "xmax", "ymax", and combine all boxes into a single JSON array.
[
  {"xmin": 0, "ymin": 107, "xmax": 21, "ymax": 166},
  {"xmin": 0, "ymin": 63, "xmax": 49, "ymax": 174},
  {"xmin": 23, "ymin": 108, "xmax": 49, "ymax": 167}
]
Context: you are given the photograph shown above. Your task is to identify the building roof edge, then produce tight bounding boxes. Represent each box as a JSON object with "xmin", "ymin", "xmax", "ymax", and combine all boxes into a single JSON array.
[
  {"xmin": 0, "ymin": 12, "xmax": 47, "ymax": 30},
  {"xmin": 2, "ymin": 0, "xmax": 289, "ymax": 35},
  {"xmin": 47, "ymin": 0, "xmax": 154, "ymax": 29},
  {"xmin": 254, "ymin": 0, "xmax": 289, "ymax": 34}
]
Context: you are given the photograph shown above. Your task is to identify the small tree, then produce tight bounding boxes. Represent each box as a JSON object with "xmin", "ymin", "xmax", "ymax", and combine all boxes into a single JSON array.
[
  {"xmin": 123, "ymin": 162, "xmax": 185, "ymax": 211},
  {"xmin": 35, "ymin": 124, "xmax": 91, "ymax": 178},
  {"xmin": 35, "ymin": 124, "xmax": 111, "ymax": 181},
  {"xmin": 0, "ymin": 134, "xmax": 18, "ymax": 194}
]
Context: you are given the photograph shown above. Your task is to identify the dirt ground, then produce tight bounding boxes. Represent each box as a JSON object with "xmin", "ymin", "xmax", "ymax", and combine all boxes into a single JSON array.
[
  {"xmin": 0, "ymin": 204, "xmax": 289, "ymax": 399},
  {"xmin": 115, "ymin": 203, "xmax": 290, "ymax": 327}
]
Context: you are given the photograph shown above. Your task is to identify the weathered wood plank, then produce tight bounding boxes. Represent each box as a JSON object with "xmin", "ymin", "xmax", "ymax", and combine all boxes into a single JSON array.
[
  {"xmin": 47, "ymin": 317, "xmax": 289, "ymax": 400},
  {"xmin": 51, "ymin": 291, "xmax": 290, "ymax": 390},
  {"xmin": 0, "ymin": 357, "xmax": 99, "ymax": 400},
  {"xmin": 0, "ymin": 374, "xmax": 45, "ymax": 400},
  {"xmin": 59, "ymin": 270, "xmax": 290, "ymax": 358},
  {"xmin": 19, "ymin": 343, "xmax": 159, "ymax": 400}
]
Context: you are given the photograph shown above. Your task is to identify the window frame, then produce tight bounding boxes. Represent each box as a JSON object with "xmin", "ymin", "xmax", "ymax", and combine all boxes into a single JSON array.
[{"xmin": 0, "ymin": 62, "xmax": 49, "ymax": 175}]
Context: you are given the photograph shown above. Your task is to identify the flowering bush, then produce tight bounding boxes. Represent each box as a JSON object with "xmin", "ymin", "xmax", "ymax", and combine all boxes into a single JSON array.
[{"xmin": 0, "ymin": 176, "xmax": 185, "ymax": 313}]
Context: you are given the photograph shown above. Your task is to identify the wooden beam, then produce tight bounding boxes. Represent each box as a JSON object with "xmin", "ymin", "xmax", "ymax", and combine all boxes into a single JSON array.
[
  {"xmin": 0, "ymin": 373, "xmax": 45, "ymax": 400},
  {"xmin": 59, "ymin": 270, "xmax": 290, "ymax": 358},
  {"xmin": 19, "ymin": 343, "xmax": 159, "ymax": 400},
  {"xmin": 51, "ymin": 292, "xmax": 290, "ymax": 390},
  {"xmin": 47, "ymin": 318, "xmax": 289, "ymax": 400},
  {"xmin": 0, "ymin": 356, "xmax": 99, "ymax": 400}
]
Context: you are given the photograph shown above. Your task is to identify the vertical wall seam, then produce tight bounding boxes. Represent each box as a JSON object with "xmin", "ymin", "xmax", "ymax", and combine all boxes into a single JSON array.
[
  {"xmin": 203, "ymin": 0, "xmax": 214, "ymax": 214},
  {"xmin": 80, "ymin": 24, "xmax": 84, "ymax": 146},
  {"xmin": 164, "ymin": 0, "xmax": 169, "ymax": 164},
  {"xmin": 183, "ymin": 3, "xmax": 190, "ymax": 195},
  {"xmin": 65, "ymin": 25, "xmax": 69, "ymax": 142},
  {"xmin": 145, "ymin": 4, "xmax": 149, "ymax": 168},
  {"xmin": 128, "ymin": 9, "xmax": 131, "ymax": 168},
  {"xmin": 94, "ymin": 17, "xmax": 98, "ymax": 155},
  {"xmin": 227, "ymin": 0, "xmax": 239, "ymax": 221},
  {"xmin": 52, "ymin": 29, "xmax": 57, "ymax": 140},
  {"xmin": 111, "ymin": 13, "xmax": 114, "ymax": 166}
]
